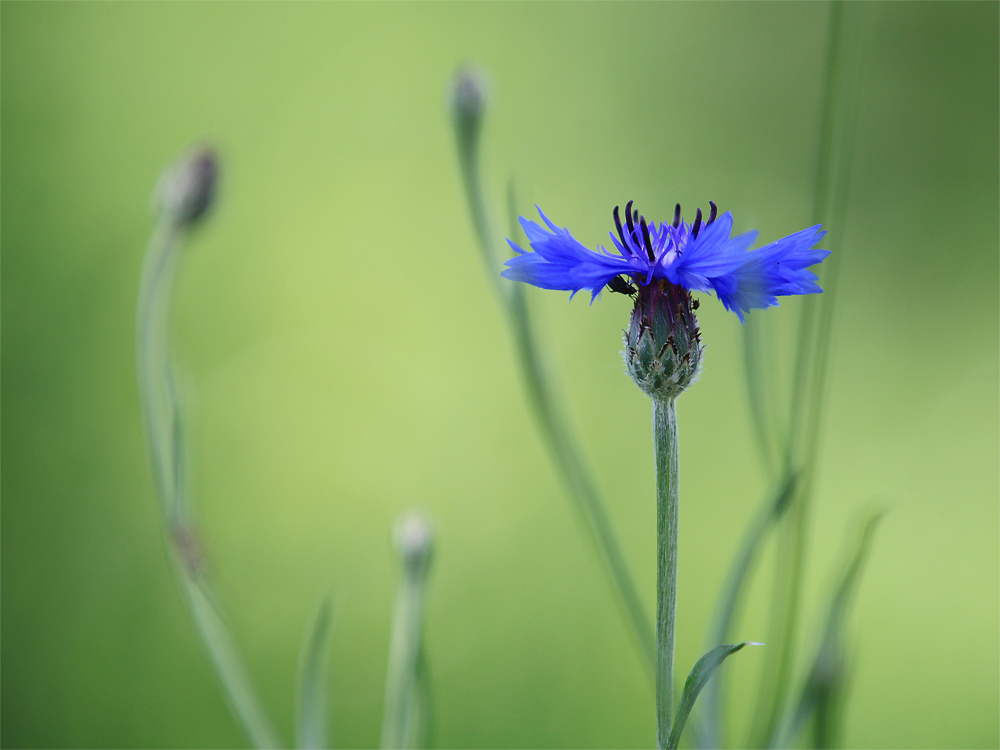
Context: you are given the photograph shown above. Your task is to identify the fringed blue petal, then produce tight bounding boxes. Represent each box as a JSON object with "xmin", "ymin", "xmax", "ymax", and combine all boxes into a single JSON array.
[{"xmin": 502, "ymin": 206, "xmax": 828, "ymax": 320}]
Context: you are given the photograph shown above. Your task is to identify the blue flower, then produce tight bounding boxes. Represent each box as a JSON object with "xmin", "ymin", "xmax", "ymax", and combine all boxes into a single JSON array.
[{"xmin": 501, "ymin": 201, "xmax": 829, "ymax": 322}]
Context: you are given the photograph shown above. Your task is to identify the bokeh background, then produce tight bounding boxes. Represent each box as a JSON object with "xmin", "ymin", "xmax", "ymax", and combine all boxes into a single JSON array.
[{"xmin": 3, "ymin": 2, "xmax": 997, "ymax": 748}]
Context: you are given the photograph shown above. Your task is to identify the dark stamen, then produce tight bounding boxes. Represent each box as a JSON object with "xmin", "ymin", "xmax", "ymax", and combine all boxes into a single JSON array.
[
  {"xmin": 692, "ymin": 208, "xmax": 703, "ymax": 239},
  {"xmin": 633, "ymin": 209, "xmax": 639, "ymax": 225},
  {"xmin": 708, "ymin": 201, "xmax": 717, "ymax": 225},
  {"xmin": 640, "ymin": 216, "xmax": 655, "ymax": 262},
  {"xmin": 673, "ymin": 203, "xmax": 681, "ymax": 228},
  {"xmin": 625, "ymin": 200, "xmax": 636, "ymax": 240},
  {"xmin": 613, "ymin": 206, "xmax": 630, "ymax": 252}
]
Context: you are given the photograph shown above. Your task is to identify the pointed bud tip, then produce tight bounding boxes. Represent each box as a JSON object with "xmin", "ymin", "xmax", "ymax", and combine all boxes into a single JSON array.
[{"xmin": 154, "ymin": 144, "xmax": 218, "ymax": 227}]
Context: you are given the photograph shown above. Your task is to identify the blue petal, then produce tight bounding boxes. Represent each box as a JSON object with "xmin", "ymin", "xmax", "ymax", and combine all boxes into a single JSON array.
[{"xmin": 502, "ymin": 207, "xmax": 634, "ymax": 298}]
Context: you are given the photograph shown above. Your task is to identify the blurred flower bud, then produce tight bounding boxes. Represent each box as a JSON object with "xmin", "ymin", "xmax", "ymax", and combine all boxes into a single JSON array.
[
  {"xmin": 624, "ymin": 280, "xmax": 704, "ymax": 402},
  {"xmin": 154, "ymin": 144, "xmax": 218, "ymax": 227},
  {"xmin": 449, "ymin": 65, "xmax": 489, "ymax": 152},
  {"xmin": 394, "ymin": 512, "xmax": 434, "ymax": 578}
]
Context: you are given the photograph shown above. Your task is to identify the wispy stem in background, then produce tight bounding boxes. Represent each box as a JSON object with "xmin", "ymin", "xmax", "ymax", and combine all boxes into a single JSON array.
[
  {"xmin": 778, "ymin": 512, "xmax": 883, "ymax": 750},
  {"xmin": 751, "ymin": 4, "xmax": 872, "ymax": 747},
  {"xmin": 136, "ymin": 147, "xmax": 282, "ymax": 750},
  {"xmin": 296, "ymin": 594, "xmax": 334, "ymax": 750},
  {"xmin": 381, "ymin": 513, "xmax": 435, "ymax": 750},
  {"xmin": 450, "ymin": 67, "xmax": 656, "ymax": 674},
  {"xmin": 698, "ymin": 3, "xmax": 872, "ymax": 747}
]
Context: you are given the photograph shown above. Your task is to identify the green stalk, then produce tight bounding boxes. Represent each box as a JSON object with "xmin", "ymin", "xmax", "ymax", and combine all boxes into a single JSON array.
[
  {"xmin": 381, "ymin": 515, "xmax": 434, "ymax": 750},
  {"xmin": 380, "ymin": 577, "xmax": 430, "ymax": 749},
  {"xmin": 653, "ymin": 398, "xmax": 679, "ymax": 749},
  {"xmin": 137, "ymin": 156, "xmax": 282, "ymax": 749},
  {"xmin": 451, "ymin": 70, "xmax": 656, "ymax": 673},
  {"xmin": 750, "ymin": 4, "xmax": 870, "ymax": 746}
]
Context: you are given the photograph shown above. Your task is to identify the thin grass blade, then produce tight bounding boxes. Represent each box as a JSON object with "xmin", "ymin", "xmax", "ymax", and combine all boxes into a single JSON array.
[
  {"xmin": 750, "ymin": 5, "xmax": 874, "ymax": 744},
  {"xmin": 185, "ymin": 578, "xmax": 283, "ymax": 749},
  {"xmin": 776, "ymin": 512, "xmax": 883, "ymax": 749},
  {"xmin": 667, "ymin": 643, "xmax": 757, "ymax": 750},
  {"xmin": 695, "ymin": 473, "xmax": 796, "ymax": 748},
  {"xmin": 296, "ymin": 594, "xmax": 334, "ymax": 750}
]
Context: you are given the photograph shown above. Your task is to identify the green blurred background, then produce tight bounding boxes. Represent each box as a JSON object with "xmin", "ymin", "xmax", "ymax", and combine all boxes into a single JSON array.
[{"xmin": 2, "ymin": 2, "xmax": 997, "ymax": 748}]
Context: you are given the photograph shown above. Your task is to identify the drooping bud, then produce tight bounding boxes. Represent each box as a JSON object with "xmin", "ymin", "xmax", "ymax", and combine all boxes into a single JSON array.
[
  {"xmin": 394, "ymin": 512, "xmax": 434, "ymax": 578},
  {"xmin": 624, "ymin": 280, "xmax": 704, "ymax": 402},
  {"xmin": 153, "ymin": 144, "xmax": 218, "ymax": 228}
]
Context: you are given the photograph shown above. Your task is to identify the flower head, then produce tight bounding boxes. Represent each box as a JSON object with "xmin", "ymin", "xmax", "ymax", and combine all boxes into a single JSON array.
[
  {"xmin": 501, "ymin": 201, "xmax": 828, "ymax": 322},
  {"xmin": 502, "ymin": 202, "xmax": 828, "ymax": 400}
]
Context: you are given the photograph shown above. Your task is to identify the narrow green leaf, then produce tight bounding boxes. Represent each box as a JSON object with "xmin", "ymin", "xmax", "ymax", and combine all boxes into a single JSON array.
[
  {"xmin": 296, "ymin": 594, "xmax": 334, "ymax": 750},
  {"xmin": 667, "ymin": 643, "xmax": 758, "ymax": 750},
  {"xmin": 696, "ymin": 473, "xmax": 795, "ymax": 748},
  {"xmin": 778, "ymin": 512, "xmax": 883, "ymax": 749},
  {"xmin": 750, "ymin": 4, "xmax": 874, "ymax": 745},
  {"xmin": 184, "ymin": 578, "xmax": 283, "ymax": 749}
]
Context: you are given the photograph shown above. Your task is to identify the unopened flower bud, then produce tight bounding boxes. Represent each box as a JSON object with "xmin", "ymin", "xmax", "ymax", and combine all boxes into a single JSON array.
[
  {"xmin": 624, "ymin": 280, "xmax": 704, "ymax": 402},
  {"xmin": 394, "ymin": 512, "xmax": 434, "ymax": 578},
  {"xmin": 154, "ymin": 144, "xmax": 218, "ymax": 227},
  {"xmin": 449, "ymin": 65, "xmax": 488, "ymax": 151}
]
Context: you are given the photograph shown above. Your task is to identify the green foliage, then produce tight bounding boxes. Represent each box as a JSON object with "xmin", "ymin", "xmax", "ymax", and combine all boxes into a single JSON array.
[
  {"xmin": 668, "ymin": 643, "xmax": 755, "ymax": 750},
  {"xmin": 296, "ymin": 595, "xmax": 334, "ymax": 750}
]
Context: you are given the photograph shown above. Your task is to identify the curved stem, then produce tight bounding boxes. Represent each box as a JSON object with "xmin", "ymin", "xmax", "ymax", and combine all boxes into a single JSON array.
[
  {"xmin": 653, "ymin": 398, "xmax": 679, "ymax": 749},
  {"xmin": 452, "ymin": 108, "xmax": 656, "ymax": 674},
  {"xmin": 136, "ymin": 218, "xmax": 282, "ymax": 749}
]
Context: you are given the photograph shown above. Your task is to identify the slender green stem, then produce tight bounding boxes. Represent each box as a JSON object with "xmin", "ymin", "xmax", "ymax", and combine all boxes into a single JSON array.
[
  {"xmin": 741, "ymin": 314, "xmax": 781, "ymax": 479},
  {"xmin": 136, "ymin": 215, "xmax": 282, "ymax": 750},
  {"xmin": 296, "ymin": 594, "xmax": 334, "ymax": 750},
  {"xmin": 695, "ymin": 474, "xmax": 797, "ymax": 749},
  {"xmin": 381, "ymin": 516, "xmax": 434, "ymax": 750},
  {"xmin": 653, "ymin": 398, "xmax": 679, "ymax": 749},
  {"xmin": 750, "ymin": 3, "xmax": 870, "ymax": 746},
  {"xmin": 380, "ymin": 578, "xmax": 429, "ymax": 749},
  {"xmin": 450, "ymin": 81, "xmax": 656, "ymax": 674},
  {"xmin": 507, "ymin": 278, "xmax": 657, "ymax": 672}
]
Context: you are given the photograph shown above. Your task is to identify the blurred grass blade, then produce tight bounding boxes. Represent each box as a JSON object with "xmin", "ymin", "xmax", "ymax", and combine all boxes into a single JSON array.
[
  {"xmin": 751, "ymin": 4, "xmax": 873, "ymax": 745},
  {"xmin": 667, "ymin": 643, "xmax": 756, "ymax": 750},
  {"xmin": 409, "ymin": 648, "xmax": 434, "ymax": 750},
  {"xmin": 742, "ymin": 309, "xmax": 781, "ymax": 480},
  {"xmin": 296, "ymin": 594, "xmax": 334, "ymax": 749},
  {"xmin": 777, "ymin": 512, "xmax": 883, "ymax": 750},
  {"xmin": 450, "ymin": 65, "xmax": 656, "ymax": 675},
  {"xmin": 185, "ymin": 578, "xmax": 284, "ymax": 750},
  {"xmin": 696, "ymin": 473, "xmax": 796, "ymax": 748}
]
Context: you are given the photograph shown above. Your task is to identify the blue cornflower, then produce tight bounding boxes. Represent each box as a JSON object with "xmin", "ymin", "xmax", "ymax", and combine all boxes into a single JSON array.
[
  {"xmin": 502, "ymin": 201, "xmax": 828, "ymax": 400},
  {"xmin": 502, "ymin": 201, "xmax": 828, "ymax": 323}
]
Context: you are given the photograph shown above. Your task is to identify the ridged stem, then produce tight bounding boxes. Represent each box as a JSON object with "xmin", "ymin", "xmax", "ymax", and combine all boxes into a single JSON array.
[{"xmin": 653, "ymin": 397, "xmax": 679, "ymax": 749}]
